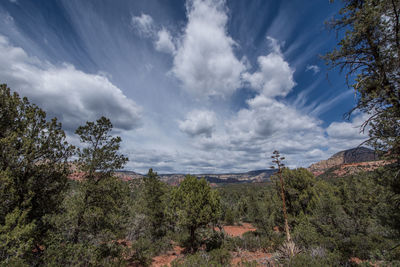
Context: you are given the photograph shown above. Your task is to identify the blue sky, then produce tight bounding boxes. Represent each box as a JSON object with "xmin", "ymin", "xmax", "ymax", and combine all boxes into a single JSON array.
[{"xmin": 0, "ymin": 0, "xmax": 367, "ymax": 173}]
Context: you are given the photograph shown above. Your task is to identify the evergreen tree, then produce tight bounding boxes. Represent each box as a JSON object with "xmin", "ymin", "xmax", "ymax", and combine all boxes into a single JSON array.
[
  {"xmin": 44, "ymin": 117, "xmax": 130, "ymax": 265},
  {"xmin": 0, "ymin": 84, "xmax": 72, "ymax": 265},
  {"xmin": 281, "ymin": 168, "xmax": 318, "ymax": 219},
  {"xmin": 142, "ymin": 168, "xmax": 167, "ymax": 241},
  {"xmin": 170, "ymin": 175, "xmax": 221, "ymax": 252},
  {"xmin": 326, "ymin": 0, "xmax": 400, "ymax": 162},
  {"xmin": 72, "ymin": 116, "xmax": 128, "ymax": 243}
]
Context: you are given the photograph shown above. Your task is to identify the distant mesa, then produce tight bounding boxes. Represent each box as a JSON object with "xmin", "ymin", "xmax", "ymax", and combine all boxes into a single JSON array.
[{"xmin": 308, "ymin": 147, "xmax": 387, "ymax": 177}]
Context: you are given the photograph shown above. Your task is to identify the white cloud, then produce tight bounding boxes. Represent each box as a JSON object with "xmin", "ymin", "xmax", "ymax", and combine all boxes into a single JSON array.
[
  {"xmin": 326, "ymin": 113, "xmax": 368, "ymax": 141},
  {"xmin": 243, "ymin": 37, "xmax": 295, "ymax": 98},
  {"xmin": 179, "ymin": 110, "xmax": 217, "ymax": 137},
  {"xmin": 0, "ymin": 36, "xmax": 142, "ymax": 131},
  {"xmin": 306, "ymin": 64, "xmax": 320, "ymax": 74},
  {"xmin": 155, "ymin": 28, "xmax": 176, "ymax": 54},
  {"xmin": 131, "ymin": 13, "xmax": 154, "ymax": 36},
  {"xmin": 171, "ymin": 0, "xmax": 246, "ymax": 98}
]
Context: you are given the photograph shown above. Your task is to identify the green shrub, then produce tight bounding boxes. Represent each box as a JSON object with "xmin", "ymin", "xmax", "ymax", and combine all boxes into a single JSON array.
[
  {"xmin": 286, "ymin": 250, "xmax": 342, "ymax": 267},
  {"xmin": 171, "ymin": 248, "xmax": 231, "ymax": 267},
  {"xmin": 129, "ymin": 237, "xmax": 153, "ymax": 267}
]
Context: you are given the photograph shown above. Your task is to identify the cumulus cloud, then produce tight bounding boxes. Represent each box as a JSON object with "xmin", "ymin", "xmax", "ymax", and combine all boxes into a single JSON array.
[
  {"xmin": 243, "ymin": 37, "xmax": 295, "ymax": 98},
  {"xmin": 327, "ymin": 113, "xmax": 368, "ymax": 141},
  {"xmin": 171, "ymin": 0, "xmax": 246, "ymax": 98},
  {"xmin": 0, "ymin": 35, "xmax": 142, "ymax": 131},
  {"xmin": 179, "ymin": 110, "xmax": 217, "ymax": 137},
  {"xmin": 131, "ymin": 13, "xmax": 155, "ymax": 36},
  {"xmin": 155, "ymin": 28, "xmax": 176, "ymax": 54},
  {"xmin": 306, "ymin": 64, "xmax": 320, "ymax": 74}
]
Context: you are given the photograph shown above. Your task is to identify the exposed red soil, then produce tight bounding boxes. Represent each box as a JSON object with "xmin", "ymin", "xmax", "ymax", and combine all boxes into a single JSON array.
[
  {"xmin": 333, "ymin": 160, "xmax": 391, "ymax": 176},
  {"xmin": 349, "ymin": 257, "xmax": 382, "ymax": 267},
  {"xmin": 150, "ymin": 224, "xmax": 260, "ymax": 266},
  {"xmin": 68, "ymin": 171, "xmax": 86, "ymax": 181},
  {"xmin": 219, "ymin": 223, "xmax": 257, "ymax": 237},
  {"xmin": 151, "ymin": 246, "xmax": 184, "ymax": 267}
]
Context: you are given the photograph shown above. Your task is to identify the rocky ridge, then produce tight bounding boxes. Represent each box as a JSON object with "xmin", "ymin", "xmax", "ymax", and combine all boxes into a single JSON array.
[{"xmin": 308, "ymin": 147, "xmax": 383, "ymax": 177}]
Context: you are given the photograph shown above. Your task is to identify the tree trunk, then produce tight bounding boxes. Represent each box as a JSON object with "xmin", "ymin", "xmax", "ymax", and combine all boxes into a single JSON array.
[{"xmin": 278, "ymin": 169, "xmax": 291, "ymax": 242}]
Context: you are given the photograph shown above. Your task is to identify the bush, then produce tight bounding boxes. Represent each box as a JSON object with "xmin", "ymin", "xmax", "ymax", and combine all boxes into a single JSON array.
[
  {"xmin": 171, "ymin": 248, "xmax": 231, "ymax": 267},
  {"xmin": 224, "ymin": 208, "xmax": 236, "ymax": 225},
  {"xmin": 204, "ymin": 230, "xmax": 225, "ymax": 251},
  {"xmin": 223, "ymin": 231, "xmax": 280, "ymax": 253},
  {"xmin": 129, "ymin": 237, "xmax": 154, "ymax": 267},
  {"xmin": 287, "ymin": 250, "xmax": 342, "ymax": 267}
]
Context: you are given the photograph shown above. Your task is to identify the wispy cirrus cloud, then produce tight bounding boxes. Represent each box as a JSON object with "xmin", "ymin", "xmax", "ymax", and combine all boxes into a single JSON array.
[
  {"xmin": 131, "ymin": 13, "xmax": 154, "ymax": 37},
  {"xmin": 306, "ymin": 64, "xmax": 320, "ymax": 74}
]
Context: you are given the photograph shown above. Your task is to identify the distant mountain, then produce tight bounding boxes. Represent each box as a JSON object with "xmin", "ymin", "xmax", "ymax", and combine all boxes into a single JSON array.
[
  {"xmin": 195, "ymin": 169, "xmax": 276, "ymax": 184},
  {"xmin": 308, "ymin": 147, "xmax": 386, "ymax": 177},
  {"xmin": 114, "ymin": 170, "xmax": 145, "ymax": 181},
  {"xmin": 112, "ymin": 169, "xmax": 276, "ymax": 185}
]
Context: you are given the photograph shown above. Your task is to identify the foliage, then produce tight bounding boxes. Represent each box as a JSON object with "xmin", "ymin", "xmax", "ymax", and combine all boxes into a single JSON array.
[
  {"xmin": 171, "ymin": 248, "xmax": 231, "ymax": 267},
  {"xmin": 128, "ymin": 237, "xmax": 154, "ymax": 267},
  {"xmin": 170, "ymin": 175, "xmax": 221, "ymax": 252},
  {"xmin": 74, "ymin": 116, "xmax": 128, "ymax": 177},
  {"xmin": 325, "ymin": 0, "xmax": 400, "ymax": 162},
  {"xmin": 141, "ymin": 168, "xmax": 168, "ymax": 241},
  {"xmin": 43, "ymin": 117, "xmax": 131, "ymax": 265},
  {"xmin": 293, "ymin": 172, "xmax": 396, "ymax": 263},
  {"xmin": 0, "ymin": 208, "xmax": 35, "ymax": 266},
  {"xmin": 280, "ymin": 168, "xmax": 318, "ymax": 219},
  {"xmin": 288, "ymin": 250, "xmax": 342, "ymax": 267},
  {"xmin": 0, "ymin": 84, "xmax": 72, "ymax": 265}
]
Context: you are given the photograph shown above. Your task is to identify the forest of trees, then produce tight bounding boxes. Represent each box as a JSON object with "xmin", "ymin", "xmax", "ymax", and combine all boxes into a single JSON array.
[{"xmin": 1, "ymin": 0, "xmax": 399, "ymax": 266}]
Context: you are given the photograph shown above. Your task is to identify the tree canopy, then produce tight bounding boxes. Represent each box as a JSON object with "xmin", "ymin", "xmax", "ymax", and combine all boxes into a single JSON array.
[
  {"xmin": 325, "ymin": 0, "xmax": 400, "ymax": 162},
  {"xmin": 0, "ymin": 84, "xmax": 73, "ymax": 265},
  {"xmin": 170, "ymin": 175, "xmax": 221, "ymax": 252}
]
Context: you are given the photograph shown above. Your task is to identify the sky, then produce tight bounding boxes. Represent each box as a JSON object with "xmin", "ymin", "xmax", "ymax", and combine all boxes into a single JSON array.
[{"xmin": 0, "ymin": 0, "xmax": 368, "ymax": 174}]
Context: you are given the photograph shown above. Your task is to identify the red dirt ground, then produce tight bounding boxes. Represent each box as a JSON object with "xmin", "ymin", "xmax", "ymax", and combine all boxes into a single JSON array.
[
  {"xmin": 231, "ymin": 250, "xmax": 272, "ymax": 266},
  {"xmin": 150, "ymin": 224, "xmax": 264, "ymax": 267},
  {"xmin": 220, "ymin": 223, "xmax": 257, "ymax": 237},
  {"xmin": 151, "ymin": 246, "xmax": 184, "ymax": 267}
]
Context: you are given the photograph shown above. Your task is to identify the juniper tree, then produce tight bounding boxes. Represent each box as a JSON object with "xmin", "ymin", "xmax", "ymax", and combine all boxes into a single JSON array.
[{"xmin": 170, "ymin": 175, "xmax": 221, "ymax": 252}]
